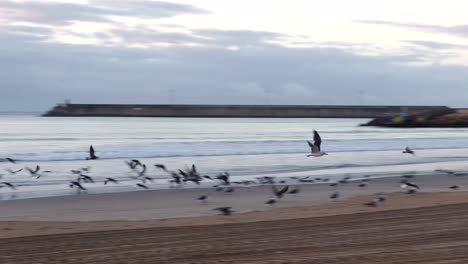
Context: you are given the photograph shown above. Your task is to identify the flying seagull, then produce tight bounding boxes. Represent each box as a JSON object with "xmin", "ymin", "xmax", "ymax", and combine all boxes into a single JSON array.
[
  {"xmin": 136, "ymin": 183, "xmax": 149, "ymax": 189},
  {"xmin": 104, "ymin": 177, "xmax": 119, "ymax": 185},
  {"xmin": 0, "ymin": 158, "xmax": 16, "ymax": 164},
  {"xmin": 86, "ymin": 145, "xmax": 99, "ymax": 160},
  {"xmin": 1, "ymin": 182, "xmax": 17, "ymax": 190},
  {"xmin": 307, "ymin": 130, "xmax": 328, "ymax": 157},
  {"xmin": 403, "ymin": 146, "xmax": 415, "ymax": 155},
  {"xmin": 6, "ymin": 168, "xmax": 23, "ymax": 174},
  {"xmin": 214, "ymin": 207, "xmax": 233, "ymax": 216},
  {"xmin": 272, "ymin": 185, "xmax": 289, "ymax": 199},
  {"xmin": 69, "ymin": 181, "xmax": 86, "ymax": 191}
]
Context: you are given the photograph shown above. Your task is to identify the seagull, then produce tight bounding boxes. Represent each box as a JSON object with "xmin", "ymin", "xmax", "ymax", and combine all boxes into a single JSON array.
[
  {"xmin": 169, "ymin": 171, "xmax": 182, "ymax": 185},
  {"xmin": 265, "ymin": 198, "xmax": 277, "ymax": 205},
  {"xmin": 5, "ymin": 168, "xmax": 23, "ymax": 174},
  {"xmin": 364, "ymin": 197, "xmax": 386, "ymax": 207},
  {"xmin": 1, "ymin": 158, "xmax": 16, "ymax": 164},
  {"xmin": 78, "ymin": 174, "xmax": 95, "ymax": 183},
  {"xmin": 401, "ymin": 181, "xmax": 419, "ymax": 189},
  {"xmin": 330, "ymin": 191, "xmax": 340, "ymax": 199},
  {"xmin": 358, "ymin": 182, "xmax": 368, "ymax": 188},
  {"xmin": 136, "ymin": 183, "xmax": 149, "ymax": 189},
  {"xmin": 197, "ymin": 195, "xmax": 208, "ymax": 201},
  {"xmin": 104, "ymin": 177, "xmax": 119, "ymax": 185},
  {"xmin": 1, "ymin": 182, "xmax": 16, "ymax": 190},
  {"xmin": 154, "ymin": 164, "xmax": 167, "ymax": 171},
  {"xmin": 138, "ymin": 164, "xmax": 147, "ymax": 177},
  {"xmin": 214, "ymin": 207, "xmax": 233, "ymax": 216},
  {"xmin": 287, "ymin": 187, "xmax": 300, "ymax": 194},
  {"xmin": 26, "ymin": 165, "xmax": 41, "ymax": 178},
  {"xmin": 272, "ymin": 185, "xmax": 289, "ymax": 199},
  {"xmin": 307, "ymin": 130, "xmax": 328, "ymax": 157},
  {"xmin": 403, "ymin": 146, "xmax": 415, "ymax": 155},
  {"xmin": 69, "ymin": 181, "xmax": 86, "ymax": 191},
  {"xmin": 216, "ymin": 172, "xmax": 230, "ymax": 185},
  {"xmin": 449, "ymin": 185, "xmax": 461, "ymax": 190},
  {"xmin": 86, "ymin": 145, "xmax": 98, "ymax": 160},
  {"xmin": 140, "ymin": 176, "xmax": 154, "ymax": 183}
]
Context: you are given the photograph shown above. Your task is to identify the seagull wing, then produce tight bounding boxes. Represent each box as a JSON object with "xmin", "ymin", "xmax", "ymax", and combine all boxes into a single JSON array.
[
  {"xmin": 313, "ymin": 130, "xmax": 322, "ymax": 151},
  {"xmin": 89, "ymin": 146, "xmax": 95, "ymax": 156}
]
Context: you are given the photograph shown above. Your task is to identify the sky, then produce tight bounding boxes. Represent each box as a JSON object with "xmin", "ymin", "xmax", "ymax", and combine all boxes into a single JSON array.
[{"xmin": 1, "ymin": 0, "xmax": 468, "ymax": 111}]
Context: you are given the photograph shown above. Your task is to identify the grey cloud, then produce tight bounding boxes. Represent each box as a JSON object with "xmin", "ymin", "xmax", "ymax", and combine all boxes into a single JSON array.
[
  {"xmin": 355, "ymin": 20, "xmax": 468, "ymax": 38},
  {"xmin": 0, "ymin": 0, "xmax": 208, "ymax": 27},
  {"xmin": 404, "ymin": 40, "xmax": 468, "ymax": 50},
  {"xmin": 1, "ymin": 28, "xmax": 467, "ymax": 112}
]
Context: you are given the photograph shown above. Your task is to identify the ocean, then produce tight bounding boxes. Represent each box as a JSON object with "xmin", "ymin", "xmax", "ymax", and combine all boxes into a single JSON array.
[{"xmin": 1, "ymin": 114, "xmax": 468, "ymax": 199}]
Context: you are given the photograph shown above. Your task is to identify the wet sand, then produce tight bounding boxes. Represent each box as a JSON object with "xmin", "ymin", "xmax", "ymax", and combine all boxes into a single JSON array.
[
  {"xmin": 1, "ymin": 192, "xmax": 468, "ymax": 263},
  {"xmin": 1, "ymin": 174, "xmax": 468, "ymax": 263}
]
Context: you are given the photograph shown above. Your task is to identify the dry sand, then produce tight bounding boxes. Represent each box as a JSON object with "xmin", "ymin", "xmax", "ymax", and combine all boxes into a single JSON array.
[{"xmin": 1, "ymin": 174, "xmax": 468, "ymax": 263}]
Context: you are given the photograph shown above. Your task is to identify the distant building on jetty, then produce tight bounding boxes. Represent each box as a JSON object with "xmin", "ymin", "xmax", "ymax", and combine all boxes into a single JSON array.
[{"xmin": 43, "ymin": 102, "xmax": 450, "ymax": 119}]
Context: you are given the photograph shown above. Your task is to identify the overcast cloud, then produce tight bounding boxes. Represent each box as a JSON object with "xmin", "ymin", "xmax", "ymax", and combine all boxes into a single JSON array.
[{"xmin": 0, "ymin": 0, "xmax": 468, "ymax": 111}]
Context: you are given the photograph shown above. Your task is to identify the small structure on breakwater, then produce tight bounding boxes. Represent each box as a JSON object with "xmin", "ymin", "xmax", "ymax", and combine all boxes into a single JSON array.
[{"xmin": 42, "ymin": 103, "xmax": 451, "ymax": 118}]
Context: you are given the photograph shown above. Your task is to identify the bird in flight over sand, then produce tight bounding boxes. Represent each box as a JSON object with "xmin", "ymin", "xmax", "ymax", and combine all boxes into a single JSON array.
[{"xmin": 307, "ymin": 130, "xmax": 328, "ymax": 157}]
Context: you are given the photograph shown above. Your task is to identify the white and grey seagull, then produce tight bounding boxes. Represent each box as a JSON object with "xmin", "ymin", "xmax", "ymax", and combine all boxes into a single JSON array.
[{"xmin": 307, "ymin": 130, "xmax": 328, "ymax": 157}]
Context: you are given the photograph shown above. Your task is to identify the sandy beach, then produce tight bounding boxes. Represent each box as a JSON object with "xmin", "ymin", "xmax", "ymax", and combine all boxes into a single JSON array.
[{"xmin": 1, "ymin": 173, "xmax": 468, "ymax": 263}]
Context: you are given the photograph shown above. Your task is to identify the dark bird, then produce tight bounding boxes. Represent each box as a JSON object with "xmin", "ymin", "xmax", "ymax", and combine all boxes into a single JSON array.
[
  {"xmin": 272, "ymin": 185, "xmax": 289, "ymax": 199},
  {"xmin": 214, "ymin": 207, "xmax": 233, "ymax": 216},
  {"xmin": 402, "ymin": 181, "xmax": 419, "ymax": 189},
  {"xmin": 407, "ymin": 189, "xmax": 417, "ymax": 194},
  {"xmin": 225, "ymin": 187, "xmax": 235, "ymax": 193},
  {"xmin": 265, "ymin": 198, "xmax": 277, "ymax": 205},
  {"xmin": 154, "ymin": 164, "xmax": 167, "ymax": 171},
  {"xmin": 69, "ymin": 181, "xmax": 86, "ymax": 191},
  {"xmin": 6, "ymin": 168, "xmax": 23, "ymax": 174},
  {"xmin": 403, "ymin": 146, "xmax": 415, "ymax": 155},
  {"xmin": 78, "ymin": 174, "xmax": 94, "ymax": 183},
  {"xmin": 1, "ymin": 182, "xmax": 16, "ymax": 190},
  {"xmin": 330, "ymin": 191, "xmax": 340, "ymax": 199},
  {"xmin": 203, "ymin": 175, "xmax": 213, "ymax": 180},
  {"xmin": 104, "ymin": 177, "xmax": 119, "ymax": 185},
  {"xmin": 287, "ymin": 187, "xmax": 300, "ymax": 194},
  {"xmin": 86, "ymin": 145, "xmax": 98, "ymax": 160},
  {"xmin": 307, "ymin": 130, "xmax": 328, "ymax": 157},
  {"xmin": 401, "ymin": 174, "xmax": 415, "ymax": 179},
  {"xmin": 125, "ymin": 160, "xmax": 139, "ymax": 170},
  {"xmin": 329, "ymin": 183, "xmax": 338, "ymax": 187},
  {"xmin": 364, "ymin": 197, "xmax": 386, "ymax": 207},
  {"xmin": 216, "ymin": 172, "xmax": 230, "ymax": 185},
  {"xmin": 136, "ymin": 183, "xmax": 149, "ymax": 189},
  {"xmin": 141, "ymin": 176, "xmax": 154, "ymax": 183},
  {"xmin": 26, "ymin": 165, "xmax": 40, "ymax": 175},
  {"xmin": 169, "ymin": 172, "xmax": 182, "ymax": 185},
  {"xmin": 1, "ymin": 158, "xmax": 17, "ymax": 164},
  {"xmin": 449, "ymin": 185, "xmax": 461, "ymax": 190},
  {"xmin": 138, "ymin": 164, "xmax": 147, "ymax": 177},
  {"xmin": 358, "ymin": 182, "xmax": 368, "ymax": 188},
  {"xmin": 197, "ymin": 195, "xmax": 207, "ymax": 201}
]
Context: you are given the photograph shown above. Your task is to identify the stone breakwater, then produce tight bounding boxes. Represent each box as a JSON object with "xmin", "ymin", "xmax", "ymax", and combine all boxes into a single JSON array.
[
  {"xmin": 361, "ymin": 108, "xmax": 468, "ymax": 127},
  {"xmin": 42, "ymin": 104, "xmax": 450, "ymax": 118}
]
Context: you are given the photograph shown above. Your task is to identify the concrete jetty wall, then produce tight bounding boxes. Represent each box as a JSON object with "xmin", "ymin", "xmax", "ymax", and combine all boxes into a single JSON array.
[{"xmin": 42, "ymin": 104, "xmax": 450, "ymax": 118}]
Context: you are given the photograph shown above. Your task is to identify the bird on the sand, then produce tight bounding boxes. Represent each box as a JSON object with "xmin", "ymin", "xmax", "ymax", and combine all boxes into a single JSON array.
[
  {"xmin": 330, "ymin": 191, "xmax": 340, "ymax": 199},
  {"xmin": 265, "ymin": 198, "xmax": 277, "ymax": 205},
  {"xmin": 86, "ymin": 145, "xmax": 99, "ymax": 160},
  {"xmin": 197, "ymin": 195, "xmax": 207, "ymax": 201},
  {"xmin": 407, "ymin": 189, "xmax": 417, "ymax": 194},
  {"xmin": 214, "ymin": 207, "xmax": 233, "ymax": 215},
  {"xmin": 216, "ymin": 172, "xmax": 230, "ymax": 185},
  {"xmin": 104, "ymin": 177, "xmax": 119, "ymax": 185},
  {"xmin": 401, "ymin": 181, "xmax": 419, "ymax": 189},
  {"xmin": 307, "ymin": 130, "xmax": 328, "ymax": 157},
  {"xmin": 358, "ymin": 182, "xmax": 368, "ymax": 188},
  {"xmin": 272, "ymin": 185, "xmax": 289, "ymax": 199},
  {"xmin": 69, "ymin": 181, "xmax": 86, "ymax": 191},
  {"xmin": 403, "ymin": 146, "xmax": 415, "ymax": 155},
  {"xmin": 225, "ymin": 187, "xmax": 235, "ymax": 193},
  {"xmin": 364, "ymin": 197, "xmax": 386, "ymax": 207},
  {"xmin": 287, "ymin": 187, "xmax": 300, "ymax": 194},
  {"xmin": 449, "ymin": 185, "xmax": 461, "ymax": 190}
]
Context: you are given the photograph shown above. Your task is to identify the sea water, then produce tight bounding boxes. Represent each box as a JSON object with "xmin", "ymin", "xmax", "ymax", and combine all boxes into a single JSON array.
[{"xmin": 1, "ymin": 114, "xmax": 468, "ymax": 199}]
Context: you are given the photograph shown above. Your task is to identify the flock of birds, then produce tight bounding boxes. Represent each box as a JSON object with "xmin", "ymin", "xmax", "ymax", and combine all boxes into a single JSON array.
[{"xmin": 0, "ymin": 130, "xmax": 465, "ymax": 216}]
